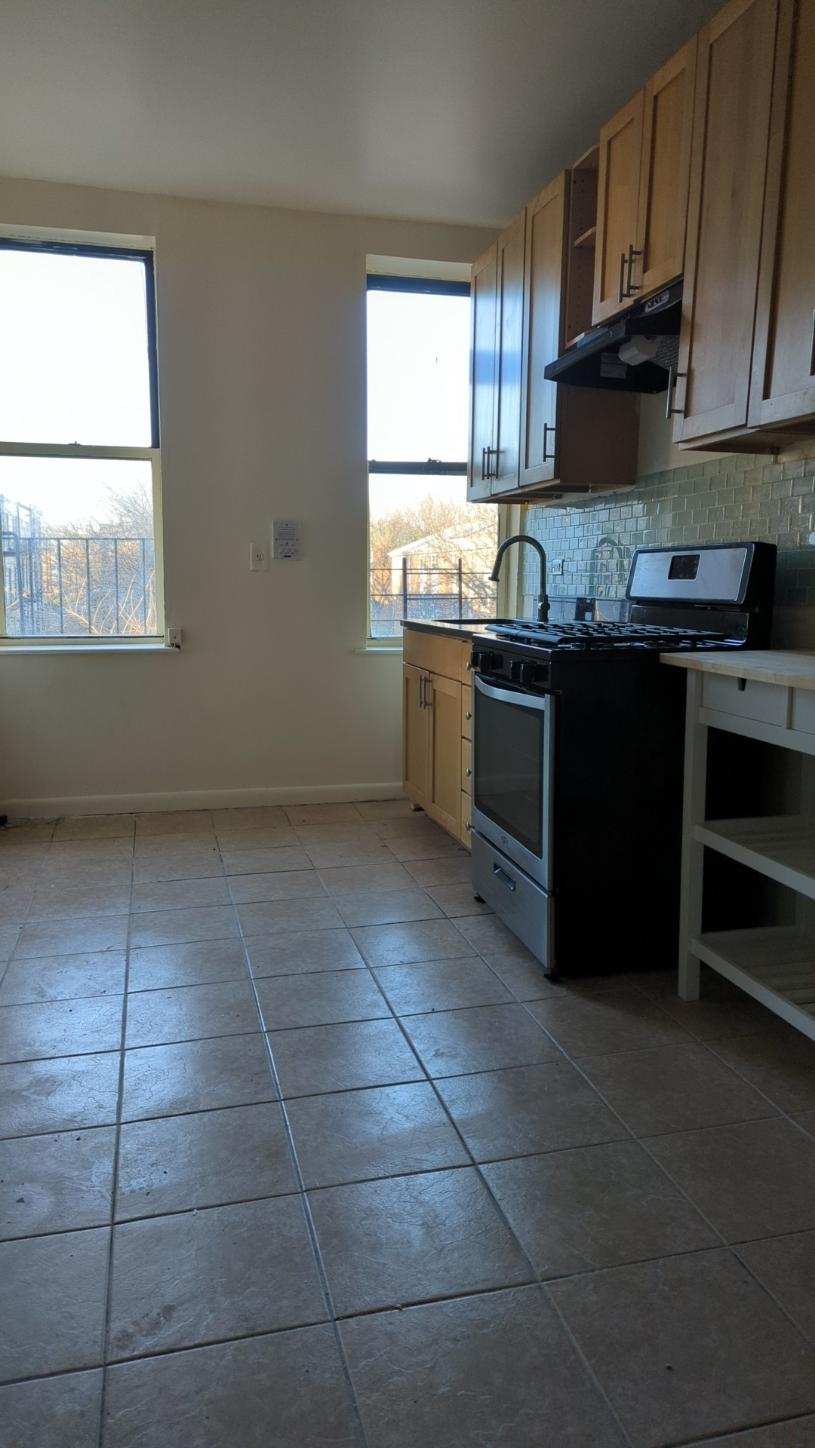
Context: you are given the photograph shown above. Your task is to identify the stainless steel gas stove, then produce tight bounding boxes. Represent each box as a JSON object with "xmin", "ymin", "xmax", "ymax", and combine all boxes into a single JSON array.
[{"xmin": 470, "ymin": 542, "xmax": 776, "ymax": 976}]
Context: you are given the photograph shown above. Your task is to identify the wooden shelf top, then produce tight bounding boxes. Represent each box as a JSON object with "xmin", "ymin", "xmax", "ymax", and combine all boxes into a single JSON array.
[{"xmin": 661, "ymin": 649, "xmax": 815, "ymax": 690}]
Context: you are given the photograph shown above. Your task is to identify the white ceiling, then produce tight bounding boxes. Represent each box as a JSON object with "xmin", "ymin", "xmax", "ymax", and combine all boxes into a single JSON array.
[{"xmin": 0, "ymin": 0, "xmax": 720, "ymax": 227}]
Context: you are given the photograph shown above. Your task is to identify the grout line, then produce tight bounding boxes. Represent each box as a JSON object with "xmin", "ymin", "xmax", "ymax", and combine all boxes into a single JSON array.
[
  {"xmin": 463, "ymin": 938, "xmax": 815, "ymax": 1365},
  {"xmin": 95, "ymin": 843, "xmax": 135, "ymax": 1448},
  {"xmin": 348, "ymin": 931, "xmax": 638, "ymax": 1447},
  {"xmin": 226, "ymin": 837, "xmax": 374, "ymax": 1448}
]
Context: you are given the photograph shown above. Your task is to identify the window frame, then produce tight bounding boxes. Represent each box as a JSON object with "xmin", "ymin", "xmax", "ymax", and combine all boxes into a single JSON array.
[
  {"xmin": 0, "ymin": 235, "xmax": 165, "ymax": 648},
  {"xmin": 365, "ymin": 272, "xmax": 473, "ymax": 645}
]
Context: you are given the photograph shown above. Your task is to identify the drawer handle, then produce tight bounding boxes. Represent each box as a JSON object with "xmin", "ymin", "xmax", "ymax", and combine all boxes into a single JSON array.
[
  {"xmin": 492, "ymin": 863, "xmax": 517, "ymax": 892},
  {"xmin": 618, "ymin": 251, "xmax": 627, "ymax": 305}
]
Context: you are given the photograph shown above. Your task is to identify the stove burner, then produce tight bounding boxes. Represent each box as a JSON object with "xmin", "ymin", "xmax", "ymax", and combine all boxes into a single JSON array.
[{"xmin": 490, "ymin": 620, "xmax": 736, "ymax": 652}]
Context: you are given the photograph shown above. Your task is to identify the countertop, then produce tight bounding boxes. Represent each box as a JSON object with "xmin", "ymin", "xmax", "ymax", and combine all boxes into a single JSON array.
[
  {"xmin": 401, "ymin": 619, "xmax": 497, "ymax": 641},
  {"xmin": 661, "ymin": 649, "xmax": 815, "ymax": 690}
]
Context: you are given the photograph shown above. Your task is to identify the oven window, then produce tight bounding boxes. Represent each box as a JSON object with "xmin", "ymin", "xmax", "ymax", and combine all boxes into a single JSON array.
[{"xmin": 475, "ymin": 690, "xmax": 544, "ymax": 857}]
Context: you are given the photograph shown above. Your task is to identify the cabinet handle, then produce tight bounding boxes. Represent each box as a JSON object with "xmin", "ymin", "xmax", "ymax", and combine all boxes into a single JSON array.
[
  {"xmin": 665, "ymin": 364, "xmax": 687, "ymax": 421},
  {"xmin": 492, "ymin": 862, "xmax": 517, "ymax": 892},
  {"xmin": 465, "ymin": 710, "xmax": 472, "ymax": 721},
  {"xmin": 480, "ymin": 446, "xmax": 487, "ymax": 481},
  {"xmin": 465, "ymin": 767, "xmax": 472, "ymax": 777},
  {"xmin": 618, "ymin": 252, "xmax": 627, "ymax": 304},
  {"xmin": 485, "ymin": 445, "xmax": 498, "ymax": 480},
  {"xmin": 625, "ymin": 244, "xmax": 643, "ymax": 295},
  {"xmin": 465, "ymin": 820, "xmax": 472, "ymax": 833},
  {"xmin": 542, "ymin": 422, "xmax": 556, "ymax": 461},
  {"xmin": 419, "ymin": 675, "xmax": 427, "ymax": 708},
  {"xmin": 809, "ymin": 310, "xmax": 815, "ymax": 376}
]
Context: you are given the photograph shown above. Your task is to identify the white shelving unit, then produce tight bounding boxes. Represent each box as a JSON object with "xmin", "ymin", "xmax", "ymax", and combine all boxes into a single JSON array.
[
  {"xmin": 694, "ymin": 815, "xmax": 815, "ymax": 900},
  {"xmin": 672, "ymin": 658, "xmax": 815, "ymax": 1043}
]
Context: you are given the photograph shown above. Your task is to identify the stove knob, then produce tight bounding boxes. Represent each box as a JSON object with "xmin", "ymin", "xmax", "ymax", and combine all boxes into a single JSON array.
[{"xmin": 474, "ymin": 648, "xmax": 501, "ymax": 673}]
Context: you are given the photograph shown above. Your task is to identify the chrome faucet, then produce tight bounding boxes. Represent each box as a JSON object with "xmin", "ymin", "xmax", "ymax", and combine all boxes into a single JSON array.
[{"xmin": 490, "ymin": 534, "xmax": 549, "ymax": 623}]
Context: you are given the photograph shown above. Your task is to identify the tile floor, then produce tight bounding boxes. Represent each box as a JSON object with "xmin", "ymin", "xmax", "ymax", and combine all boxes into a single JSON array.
[{"xmin": 2, "ymin": 801, "xmax": 815, "ymax": 1446}]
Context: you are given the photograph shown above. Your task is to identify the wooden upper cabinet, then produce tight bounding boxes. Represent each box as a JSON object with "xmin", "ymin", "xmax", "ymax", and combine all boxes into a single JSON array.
[
  {"xmin": 593, "ymin": 92, "xmax": 645, "ymax": 323},
  {"xmin": 467, "ymin": 243, "xmax": 498, "ymax": 502},
  {"xmin": 491, "ymin": 210, "xmax": 526, "ymax": 496},
  {"xmin": 748, "ymin": 0, "xmax": 815, "ymax": 431},
  {"xmin": 519, "ymin": 174, "xmax": 567, "ymax": 488},
  {"xmin": 635, "ymin": 38, "xmax": 697, "ymax": 299},
  {"xmin": 673, "ymin": 0, "xmax": 778, "ymax": 444},
  {"xmin": 594, "ymin": 38, "xmax": 696, "ymax": 324}
]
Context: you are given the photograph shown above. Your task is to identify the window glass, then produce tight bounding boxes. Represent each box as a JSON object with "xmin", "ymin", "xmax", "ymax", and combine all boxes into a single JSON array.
[
  {"xmin": 366, "ymin": 288, "xmax": 470, "ymax": 462},
  {"xmin": 0, "ymin": 247, "xmax": 153, "ymax": 446},
  {"xmin": 0, "ymin": 457, "xmax": 157, "ymax": 636},
  {"xmin": 366, "ymin": 278, "xmax": 497, "ymax": 639}
]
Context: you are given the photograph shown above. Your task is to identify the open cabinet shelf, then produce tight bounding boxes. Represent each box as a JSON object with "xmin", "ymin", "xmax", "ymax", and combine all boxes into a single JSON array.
[
  {"xmin": 692, "ymin": 926, "xmax": 815, "ymax": 1041},
  {"xmin": 695, "ymin": 815, "xmax": 815, "ymax": 901}
]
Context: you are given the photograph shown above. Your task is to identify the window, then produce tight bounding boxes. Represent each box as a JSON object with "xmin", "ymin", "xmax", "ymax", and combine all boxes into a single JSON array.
[
  {"xmin": 0, "ymin": 237, "xmax": 163, "ymax": 642},
  {"xmin": 366, "ymin": 272, "xmax": 497, "ymax": 641}
]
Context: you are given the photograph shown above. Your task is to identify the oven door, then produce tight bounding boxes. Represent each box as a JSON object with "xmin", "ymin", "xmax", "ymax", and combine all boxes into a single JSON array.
[{"xmin": 472, "ymin": 672, "xmax": 554, "ymax": 889}]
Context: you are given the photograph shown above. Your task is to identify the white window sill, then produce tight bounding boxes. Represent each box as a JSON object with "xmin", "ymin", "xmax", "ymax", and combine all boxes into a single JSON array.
[
  {"xmin": 353, "ymin": 643, "xmax": 403, "ymax": 655},
  {"xmin": 0, "ymin": 642, "xmax": 175, "ymax": 656}
]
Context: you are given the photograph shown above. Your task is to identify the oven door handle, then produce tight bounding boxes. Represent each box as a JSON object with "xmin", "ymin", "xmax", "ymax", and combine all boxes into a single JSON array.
[{"xmin": 474, "ymin": 674, "xmax": 551, "ymax": 713}]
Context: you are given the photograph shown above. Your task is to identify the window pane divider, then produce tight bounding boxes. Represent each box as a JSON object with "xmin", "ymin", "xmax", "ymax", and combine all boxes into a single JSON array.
[{"xmin": 0, "ymin": 442, "xmax": 157, "ymax": 461}]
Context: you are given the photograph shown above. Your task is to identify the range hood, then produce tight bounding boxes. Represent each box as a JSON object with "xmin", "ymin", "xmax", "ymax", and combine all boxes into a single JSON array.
[{"xmin": 544, "ymin": 279, "xmax": 682, "ymax": 392}]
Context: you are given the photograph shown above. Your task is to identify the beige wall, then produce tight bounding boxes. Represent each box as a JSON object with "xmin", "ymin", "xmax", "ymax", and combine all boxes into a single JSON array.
[{"xmin": 0, "ymin": 177, "xmax": 491, "ymax": 815}]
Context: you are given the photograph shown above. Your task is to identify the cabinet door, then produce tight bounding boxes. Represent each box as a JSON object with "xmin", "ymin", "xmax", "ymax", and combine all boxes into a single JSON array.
[
  {"xmin": 426, "ymin": 672, "xmax": 462, "ymax": 837},
  {"xmin": 674, "ymin": 0, "xmax": 778, "ymax": 444},
  {"xmin": 749, "ymin": 0, "xmax": 815, "ymax": 429},
  {"xmin": 519, "ymin": 174, "xmax": 567, "ymax": 489},
  {"xmin": 403, "ymin": 665, "xmax": 430, "ymax": 809},
  {"xmin": 467, "ymin": 244, "xmax": 498, "ymax": 503},
  {"xmin": 635, "ymin": 38, "xmax": 697, "ymax": 299},
  {"xmin": 491, "ymin": 210, "xmax": 526, "ymax": 496},
  {"xmin": 593, "ymin": 91, "xmax": 645, "ymax": 324}
]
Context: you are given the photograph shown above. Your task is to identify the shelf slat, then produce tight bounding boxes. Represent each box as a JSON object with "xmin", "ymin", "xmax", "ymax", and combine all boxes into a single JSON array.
[
  {"xmin": 694, "ymin": 814, "xmax": 815, "ymax": 901},
  {"xmin": 692, "ymin": 925, "xmax": 815, "ymax": 1041}
]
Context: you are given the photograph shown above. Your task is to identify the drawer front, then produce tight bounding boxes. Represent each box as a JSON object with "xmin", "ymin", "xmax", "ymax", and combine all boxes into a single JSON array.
[
  {"xmin": 461, "ymin": 737, "xmax": 472, "ymax": 794},
  {"xmin": 461, "ymin": 686, "xmax": 473, "ymax": 739},
  {"xmin": 403, "ymin": 629, "xmax": 470, "ymax": 682},
  {"xmin": 791, "ymin": 689, "xmax": 815, "ymax": 735},
  {"xmin": 471, "ymin": 832, "xmax": 551, "ymax": 969},
  {"xmin": 460, "ymin": 790, "xmax": 472, "ymax": 848},
  {"xmin": 701, "ymin": 672, "xmax": 790, "ymax": 727}
]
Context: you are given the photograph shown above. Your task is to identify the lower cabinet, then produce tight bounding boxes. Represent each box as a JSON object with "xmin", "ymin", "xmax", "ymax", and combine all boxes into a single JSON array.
[
  {"xmin": 403, "ymin": 664, "xmax": 431, "ymax": 811},
  {"xmin": 402, "ymin": 629, "xmax": 473, "ymax": 848}
]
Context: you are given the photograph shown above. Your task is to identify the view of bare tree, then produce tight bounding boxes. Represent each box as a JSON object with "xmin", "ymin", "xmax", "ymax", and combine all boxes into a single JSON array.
[{"xmin": 2, "ymin": 482, "xmax": 156, "ymax": 637}]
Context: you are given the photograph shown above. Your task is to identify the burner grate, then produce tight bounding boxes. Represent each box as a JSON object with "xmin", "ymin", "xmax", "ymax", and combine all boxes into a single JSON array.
[{"xmin": 490, "ymin": 620, "xmax": 734, "ymax": 652}]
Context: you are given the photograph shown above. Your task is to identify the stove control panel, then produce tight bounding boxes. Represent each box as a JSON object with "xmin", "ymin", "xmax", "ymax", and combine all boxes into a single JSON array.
[{"xmin": 473, "ymin": 647, "xmax": 550, "ymax": 690}]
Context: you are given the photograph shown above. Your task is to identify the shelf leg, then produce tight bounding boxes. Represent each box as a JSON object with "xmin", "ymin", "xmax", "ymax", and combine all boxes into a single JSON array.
[{"xmin": 677, "ymin": 671, "xmax": 706, "ymax": 1002}]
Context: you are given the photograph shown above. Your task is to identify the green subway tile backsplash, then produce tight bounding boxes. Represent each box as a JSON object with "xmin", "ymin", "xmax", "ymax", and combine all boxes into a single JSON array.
[{"xmin": 521, "ymin": 450, "xmax": 815, "ymax": 633}]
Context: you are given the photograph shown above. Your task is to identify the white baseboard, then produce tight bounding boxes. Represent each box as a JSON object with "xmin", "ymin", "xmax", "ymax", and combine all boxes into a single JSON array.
[{"xmin": 2, "ymin": 781, "xmax": 406, "ymax": 820}]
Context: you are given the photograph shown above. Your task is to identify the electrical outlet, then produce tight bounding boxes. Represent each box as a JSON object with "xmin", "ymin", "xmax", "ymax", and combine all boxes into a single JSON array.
[
  {"xmin": 165, "ymin": 625, "xmax": 183, "ymax": 649},
  {"xmin": 249, "ymin": 541, "xmax": 269, "ymax": 572}
]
